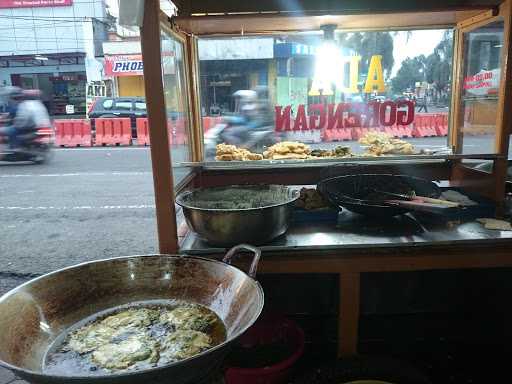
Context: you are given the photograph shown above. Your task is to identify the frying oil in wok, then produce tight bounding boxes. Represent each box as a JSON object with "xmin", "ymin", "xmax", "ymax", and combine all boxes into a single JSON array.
[{"xmin": 43, "ymin": 300, "xmax": 226, "ymax": 376}]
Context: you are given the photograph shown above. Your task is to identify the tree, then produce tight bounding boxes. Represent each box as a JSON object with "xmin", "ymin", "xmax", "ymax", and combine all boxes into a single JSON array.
[
  {"xmin": 425, "ymin": 30, "xmax": 453, "ymax": 103},
  {"xmin": 391, "ymin": 55, "xmax": 427, "ymax": 93},
  {"xmin": 339, "ymin": 31, "xmax": 395, "ymax": 79}
]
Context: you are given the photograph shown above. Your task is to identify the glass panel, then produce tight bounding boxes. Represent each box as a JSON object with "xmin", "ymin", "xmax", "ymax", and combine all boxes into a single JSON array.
[
  {"xmin": 160, "ymin": 30, "xmax": 192, "ymax": 185},
  {"xmin": 460, "ymin": 20, "xmax": 504, "ymax": 154},
  {"xmin": 115, "ymin": 101, "xmax": 133, "ymax": 110},
  {"xmin": 102, "ymin": 99, "xmax": 114, "ymax": 109},
  {"xmin": 198, "ymin": 29, "xmax": 454, "ymax": 162},
  {"xmin": 135, "ymin": 102, "xmax": 147, "ymax": 111}
]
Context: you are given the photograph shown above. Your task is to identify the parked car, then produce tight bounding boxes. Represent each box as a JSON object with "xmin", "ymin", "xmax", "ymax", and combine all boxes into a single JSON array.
[
  {"xmin": 88, "ymin": 97, "xmax": 185, "ymax": 138},
  {"xmin": 88, "ymin": 97, "xmax": 146, "ymax": 137}
]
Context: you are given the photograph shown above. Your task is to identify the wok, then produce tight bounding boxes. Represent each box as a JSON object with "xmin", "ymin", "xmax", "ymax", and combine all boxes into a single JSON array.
[
  {"xmin": 0, "ymin": 245, "xmax": 264, "ymax": 384},
  {"xmin": 318, "ymin": 174, "xmax": 441, "ymax": 217}
]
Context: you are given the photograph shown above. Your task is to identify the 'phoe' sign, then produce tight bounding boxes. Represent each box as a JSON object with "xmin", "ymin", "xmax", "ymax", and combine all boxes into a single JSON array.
[{"xmin": 104, "ymin": 55, "xmax": 143, "ymax": 77}]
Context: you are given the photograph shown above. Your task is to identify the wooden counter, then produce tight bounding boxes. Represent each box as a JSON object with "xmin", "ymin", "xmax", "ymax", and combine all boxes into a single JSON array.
[{"xmin": 181, "ymin": 213, "xmax": 512, "ymax": 357}]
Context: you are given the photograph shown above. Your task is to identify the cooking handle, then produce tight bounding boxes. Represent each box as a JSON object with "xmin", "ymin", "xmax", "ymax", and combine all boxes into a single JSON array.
[{"xmin": 222, "ymin": 244, "xmax": 261, "ymax": 278}]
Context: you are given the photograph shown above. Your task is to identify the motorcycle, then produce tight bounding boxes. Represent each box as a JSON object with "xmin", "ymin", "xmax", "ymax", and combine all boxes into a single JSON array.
[
  {"xmin": 0, "ymin": 124, "xmax": 54, "ymax": 164},
  {"xmin": 204, "ymin": 115, "xmax": 277, "ymax": 158}
]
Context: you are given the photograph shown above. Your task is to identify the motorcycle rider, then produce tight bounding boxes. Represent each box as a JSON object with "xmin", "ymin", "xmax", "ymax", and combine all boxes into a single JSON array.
[
  {"xmin": 11, "ymin": 89, "xmax": 51, "ymax": 150},
  {"xmin": 0, "ymin": 86, "xmax": 24, "ymax": 149},
  {"xmin": 221, "ymin": 87, "xmax": 274, "ymax": 146}
]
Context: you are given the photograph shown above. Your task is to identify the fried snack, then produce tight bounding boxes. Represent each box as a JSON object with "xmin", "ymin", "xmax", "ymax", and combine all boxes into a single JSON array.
[
  {"xmin": 310, "ymin": 146, "xmax": 352, "ymax": 159},
  {"xmin": 295, "ymin": 188, "xmax": 331, "ymax": 210},
  {"xmin": 263, "ymin": 141, "xmax": 311, "ymax": 160},
  {"xmin": 359, "ymin": 132, "xmax": 415, "ymax": 156},
  {"xmin": 215, "ymin": 143, "xmax": 263, "ymax": 161}
]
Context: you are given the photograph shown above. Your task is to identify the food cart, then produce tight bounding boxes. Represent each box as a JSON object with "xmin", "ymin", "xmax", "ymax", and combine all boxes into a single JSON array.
[
  {"xmin": 136, "ymin": 0, "xmax": 512, "ymax": 360},
  {"xmin": 2, "ymin": 1, "xmax": 512, "ymax": 383}
]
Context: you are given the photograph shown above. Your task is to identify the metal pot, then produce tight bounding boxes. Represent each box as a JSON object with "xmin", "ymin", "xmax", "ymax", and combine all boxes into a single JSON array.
[
  {"xmin": 176, "ymin": 185, "xmax": 299, "ymax": 246},
  {"xmin": 0, "ymin": 245, "xmax": 264, "ymax": 384}
]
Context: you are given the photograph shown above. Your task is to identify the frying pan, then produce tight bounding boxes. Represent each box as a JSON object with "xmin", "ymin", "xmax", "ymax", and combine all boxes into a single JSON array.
[
  {"xmin": 0, "ymin": 245, "xmax": 264, "ymax": 384},
  {"xmin": 318, "ymin": 174, "xmax": 441, "ymax": 217}
]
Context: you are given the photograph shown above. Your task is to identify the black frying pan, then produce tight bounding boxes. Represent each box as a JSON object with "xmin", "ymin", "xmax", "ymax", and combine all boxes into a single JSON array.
[{"xmin": 318, "ymin": 174, "xmax": 441, "ymax": 217}]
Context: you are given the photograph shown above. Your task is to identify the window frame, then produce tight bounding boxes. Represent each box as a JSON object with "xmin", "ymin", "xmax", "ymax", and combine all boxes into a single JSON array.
[
  {"xmin": 159, "ymin": 16, "xmax": 198, "ymax": 193},
  {"xmin": 194, "ymin": 27, "xmax": 459, "ymax": 162}
]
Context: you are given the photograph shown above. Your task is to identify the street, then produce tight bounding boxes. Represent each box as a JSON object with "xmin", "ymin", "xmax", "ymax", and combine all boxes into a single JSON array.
[
  {"xmin": 0, "ymin": 147, "xmax": 158, "ymax": 287},
  {"xmin": 0, "ymin": 135, "xmax": 508, "ymax": 295}
]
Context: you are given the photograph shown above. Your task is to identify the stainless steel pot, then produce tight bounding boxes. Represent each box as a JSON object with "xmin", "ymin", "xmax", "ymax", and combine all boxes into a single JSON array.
[
  {"xmin": 176, "ymin": 185, "xmax": 299, "ymax": 246},
  {"xmin": 0, "ymin": 245, "xmax": 264, "ymax": 384}
]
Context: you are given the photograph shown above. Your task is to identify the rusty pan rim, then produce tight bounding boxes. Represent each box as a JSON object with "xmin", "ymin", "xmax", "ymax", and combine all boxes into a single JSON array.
[{"xmin": 0, "ymin": 253, "xmax": 264, "ymax": 380}]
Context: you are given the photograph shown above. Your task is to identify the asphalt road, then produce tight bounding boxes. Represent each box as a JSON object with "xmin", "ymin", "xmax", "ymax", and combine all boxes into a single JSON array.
[
  {"xmin": 0, "ymin": 147, "xmax": 160, "ymax": 283},
  {"xmin": 0, "ymin": 136, "xmax": 508, "ymax": 295}
]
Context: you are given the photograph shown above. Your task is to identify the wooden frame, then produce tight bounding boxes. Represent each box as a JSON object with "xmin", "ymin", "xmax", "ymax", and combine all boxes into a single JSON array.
[
  {"xmin": 450, "ymin": 0, "xmax": 512, "ymax": 207},
  {"xmin": 141, "ymin": 0, "xmax": 178, "ymax": 254}
]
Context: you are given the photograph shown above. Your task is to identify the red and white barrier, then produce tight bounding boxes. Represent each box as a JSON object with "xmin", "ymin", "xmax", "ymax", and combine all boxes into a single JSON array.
[{"xmin": 55, "ymin": 119, "xmax": 92, "ymax": 147}]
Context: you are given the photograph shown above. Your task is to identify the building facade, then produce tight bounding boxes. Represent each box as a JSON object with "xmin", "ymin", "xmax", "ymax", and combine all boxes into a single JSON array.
[{"xmin": 0, "ymin": 0, "xmax": 109, "ymax": 115}]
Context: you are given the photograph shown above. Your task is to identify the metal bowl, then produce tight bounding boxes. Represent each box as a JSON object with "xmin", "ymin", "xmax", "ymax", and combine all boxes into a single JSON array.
[{"xmin": 176, "ymin": 185, "xmax": 299, "ymax": 246}]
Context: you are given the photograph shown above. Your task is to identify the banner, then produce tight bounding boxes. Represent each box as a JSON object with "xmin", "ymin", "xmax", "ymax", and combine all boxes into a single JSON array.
[
  {"xmin": 104, "ymin": 55, "xmax": 143, "ymax": 77},
  {"xmin": 0, "ymin": 0, "xmax": 72, "ymax": 8}
]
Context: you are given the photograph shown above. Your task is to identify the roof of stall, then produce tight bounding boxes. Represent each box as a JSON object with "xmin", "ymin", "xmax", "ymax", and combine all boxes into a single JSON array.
[{"xmin": 172, "ymin": 0, "xmax": 503, "ymax": 35}]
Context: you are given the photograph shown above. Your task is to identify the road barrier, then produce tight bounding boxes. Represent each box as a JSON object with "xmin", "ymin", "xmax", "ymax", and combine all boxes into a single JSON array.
[
  {"xmin": 434, "ymin": 114, "xmax": 449, "ymax": 136},
  {"xmin": 136, "ymin": 118, "xmax": 150, "ymax": 146},
  {"xmin": 168, "ymin": 118, "xmax": 188, "ymax": 146},
  {"xmin": 134, "ymin": 118, "xmax": 187, "ymax": 146},
  {"xmin": 51, "ymin": 112, "xmax": 453, "ymax": 149},
  {"xmin": 202, "ymin": 116, "xmax": 223, "ymax": 133},
  {"xmin": 322, "ymin": 128, "xmax": 353, "ymax": 142},
  {"xmin": 412, "ymin": 114, "xmax": 438, "ymax": 138},
  {"xmin": 55, "ymin": 119, "xmax": 92, "ymax": 147},
  {"xmin": 94, "ymin": 118, "xmax": 132, "ymax": 146}
]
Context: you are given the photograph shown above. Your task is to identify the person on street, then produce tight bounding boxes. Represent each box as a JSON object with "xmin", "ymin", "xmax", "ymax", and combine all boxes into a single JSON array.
[
  {"xmin": 416, "ymin": 95, "xmax": 428, "ymax": 113},
  {"xmin": 0, "ymin": 86, "xmax": 23, "ymax": 149},
  {"xmin": 2, "ymin": 89, "xmax": 51, "ymax": 150}
]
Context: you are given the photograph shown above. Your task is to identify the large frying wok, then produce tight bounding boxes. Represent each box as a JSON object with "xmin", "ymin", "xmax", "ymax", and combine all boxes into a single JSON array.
[{"xmin": 0, "ymin": 245, "xmax": 264, "ymax": 384}]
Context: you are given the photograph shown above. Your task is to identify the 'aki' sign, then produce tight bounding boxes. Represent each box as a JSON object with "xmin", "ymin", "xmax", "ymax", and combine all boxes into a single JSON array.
[
  {"xmin": 309, "ymin": 55, "xmax": 386, "ymax": 95},
  {"xmin": 275, "ymin": 101, "xmax": 415, "ymax": 131}
]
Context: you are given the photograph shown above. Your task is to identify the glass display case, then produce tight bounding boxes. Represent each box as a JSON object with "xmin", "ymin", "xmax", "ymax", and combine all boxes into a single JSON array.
[{"xmin": 137, "ymin": 0, "xmax": 512, "ymax": 253}]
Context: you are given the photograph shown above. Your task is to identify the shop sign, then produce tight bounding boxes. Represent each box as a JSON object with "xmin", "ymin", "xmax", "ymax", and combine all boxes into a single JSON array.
[
  {"xmin": 463, "ymin": 69, "xmax": 500, "ymax": 95},
  {"xmin": 275, "ymin": 100, "xmax": 415, "ymax": 131},
  {"xmin": 104, "ymin": 55, "xmax": 143, "ymax": 77},
  {"xmin": 309, "ymin": 55, "xmax": 386, "ymax": 96},
  {"xmin": 0, "ymin": 0, "xmax": 72, "ymax": 8},
  {"xmin": 86, "ymin": 81, "xmax": 111, "ymax": 116}
]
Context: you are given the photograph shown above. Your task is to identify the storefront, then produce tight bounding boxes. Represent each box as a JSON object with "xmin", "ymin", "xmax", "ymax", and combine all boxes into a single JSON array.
[
  {"xmin": 104, "ymin": 54, "xmax": 146, "ymax": 97},
  {"xmin": 2, "ymin": 53, "xmax": 88, "ymax": 116}
]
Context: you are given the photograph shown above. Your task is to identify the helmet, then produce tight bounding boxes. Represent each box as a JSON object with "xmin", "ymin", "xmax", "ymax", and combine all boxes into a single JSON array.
[{"xmin": 232, "ymin": 90, "xmax": 257, "ymax": 102}]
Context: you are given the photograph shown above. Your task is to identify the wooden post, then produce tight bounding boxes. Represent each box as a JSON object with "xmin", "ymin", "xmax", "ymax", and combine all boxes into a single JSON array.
[
  {"xmin": 185, "ymin": 34, "xmax": 204, "ymax": 162},
  {"xmin": 338, "ymin": 272, "xmax": 360, "ymax": 357},
  {"xmin": 141, "ymin": 1, "xmax": 178, "ymax": 254}
]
